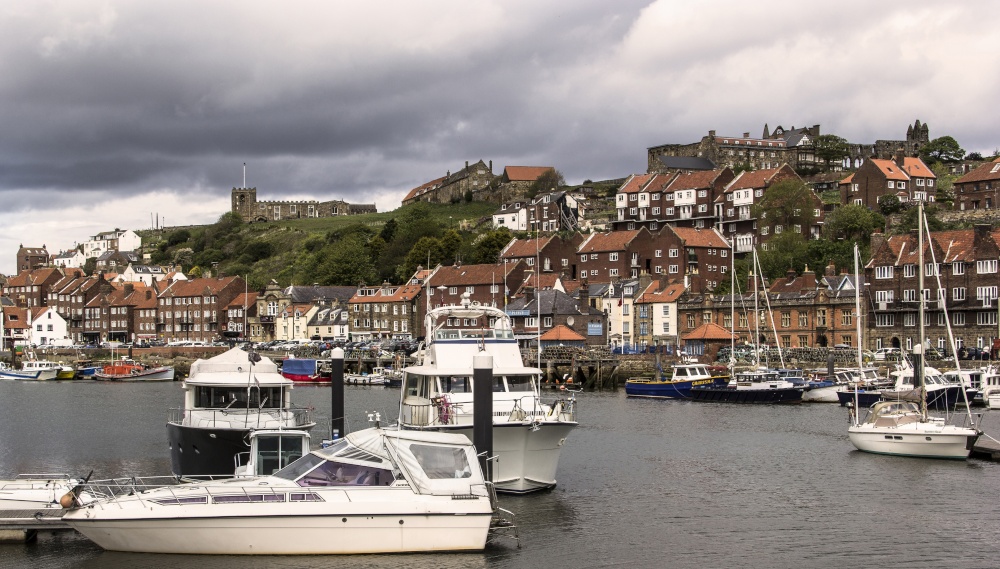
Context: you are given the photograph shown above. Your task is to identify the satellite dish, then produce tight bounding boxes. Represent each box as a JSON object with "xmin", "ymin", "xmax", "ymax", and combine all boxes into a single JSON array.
[{"xmin": 566, "ymin": 316, "xmax": 575, "ymax": 326}]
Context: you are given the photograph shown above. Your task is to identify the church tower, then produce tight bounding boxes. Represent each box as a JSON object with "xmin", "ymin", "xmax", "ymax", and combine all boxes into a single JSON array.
[{"xmin": 232, "ymin": 187, "xmax": 257, "ymax": 221}]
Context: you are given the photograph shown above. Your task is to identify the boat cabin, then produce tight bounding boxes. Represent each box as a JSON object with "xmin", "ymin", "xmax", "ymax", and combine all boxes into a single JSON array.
[{"xmin": 235, "ymin": 430, "xmax": 310, "ymax": 477}]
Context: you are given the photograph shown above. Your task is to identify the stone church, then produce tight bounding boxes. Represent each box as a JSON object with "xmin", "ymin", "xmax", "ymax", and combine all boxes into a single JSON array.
[{"xmin": 231, "ymin": 187, "xmax": 376, "ymax": 222}]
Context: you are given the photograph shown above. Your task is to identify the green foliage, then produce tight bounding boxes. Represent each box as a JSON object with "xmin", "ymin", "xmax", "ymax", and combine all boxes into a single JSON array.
[
  {"xmin": 822, "ymin": 205, "xmax": 885, "ymax": 245},
  {"xmin": 757, "ymin": 232, "xmax": 809, "ymax": 279},
  {"xmin": 82, "ymin": 257, "xmax": 96, "ymax": 277},
  {"xmin": 966, "ymin": 152, "xmax": 983, "ymax": 161},
  {"xmin": 805, "ymin": 238, "xmax": 857, "ymax": 276},
  {"xmin": 464, "ymin": 189, "xmax": 473, "ymax": 203},
  {"xmin": 929, "ymin": 163, "xmax": 957, "ymax": 207},
  {"xmin": 400, "ymin": 236, "xmax": 445, "ymax": 281},
  {"xmin": 894, "ymin": 204, "xmax": 946, "ymax": 234},
  {"xmin": 919, "ymin": 136, "xmax": 965, "ymax": 164},
  {"xmin": 167, "ymin": 229, "xmax": 191, "ymax": 246},
  {"xmin": 526, "ymin": 169, "xmax": 566, "ymax": 199},
  {"xmin": 188, "ymin": 266, "xmax": 204, "ymax": 278},
  {"xmin": 879, "ymin": 194, "xmax": 903, "ymax": 216},
  {"xmin": 239, "ymin": 241, "xmax": 273, "ymax": 264},
  {"xmin": 751, "ymin": 179, "xmax": 816, "ymax": 232},
  {"xmin": 379, "ymin": 218, "xmax": 398, "ymax": 242},
  {"xmin": 470, "ymin": 228, "xmax": 513, "ymax": 264},
  {"xmin": 814, "ymin": 134, "xmax": 850, "ymax": 168}
]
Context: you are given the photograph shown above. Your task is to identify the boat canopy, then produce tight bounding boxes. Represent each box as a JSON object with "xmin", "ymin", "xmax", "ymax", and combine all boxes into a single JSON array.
[
  {"xmin": 281, "ymin": 359, "xmax": 316, "ymax": 377},
  {"xmin": 185, "ymin": 347, "xmax": 291, "ymax": 387}
]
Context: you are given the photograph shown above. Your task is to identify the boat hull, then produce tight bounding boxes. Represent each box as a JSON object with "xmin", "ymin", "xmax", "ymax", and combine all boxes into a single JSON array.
[
  {"xmin": 625, "ymin": 377, "xmax": 724, "ymax": 399},
  {"xmin": 802, "ymin": 384, "xmax": 843, "ymax": 403},
  {"xmin": 690, "ymin": 386, "xmax": 803, "ymax": 404},
  {"xmin": 848, "ymin": 425, "xmax": 979, "ymax": 459},
  {"xmin": 420, "ymin": 422, "xmax": 576, "ymax": 493},
  {"xmin": 95, "ymin": 367, "xmax": 175, "ymax": 381},
  {"xmin": 66, "ymin": 497, "xmax": 491, "ymax": 554}
]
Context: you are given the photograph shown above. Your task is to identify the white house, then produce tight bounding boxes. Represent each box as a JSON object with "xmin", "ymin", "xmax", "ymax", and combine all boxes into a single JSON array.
[
  {"xmin": 492, "ymin": 200, "xmax": 528, "ymax": 231},
  {"xmin": 81, "ymin": 229, "xmax": 141, "ymax": 259},
  {"xmin": 119, "ymin": 264, "xmax": 167, "ymax": 286},
  {"xmin": 29, "ymin": 307, "xmax": 71, "ymax": 346},
  {"xmin": 307, "ymin": 306, "xmax": 350, "ymax": 341},
  {"xmin": 52, "ymin": 250, "xmax": 86, "ymax": 269}
]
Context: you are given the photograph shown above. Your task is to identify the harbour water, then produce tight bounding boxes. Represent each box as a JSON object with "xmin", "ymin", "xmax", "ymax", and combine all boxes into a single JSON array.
[{"xmin": 2, "ymin": 380, "xmax": 1000, "ymax": 568}]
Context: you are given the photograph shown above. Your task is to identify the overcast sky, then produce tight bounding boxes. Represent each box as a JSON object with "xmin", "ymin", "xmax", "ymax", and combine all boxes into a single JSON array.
[{"xmin": 3, "ymin": 1, "xmax": 997, "ymax": 275}]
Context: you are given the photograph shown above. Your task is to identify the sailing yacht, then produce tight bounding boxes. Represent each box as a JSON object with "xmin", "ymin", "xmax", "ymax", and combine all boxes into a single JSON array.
[{"xmin": 848, "ymin": 202, "xmax": 980, "ymax": 459}]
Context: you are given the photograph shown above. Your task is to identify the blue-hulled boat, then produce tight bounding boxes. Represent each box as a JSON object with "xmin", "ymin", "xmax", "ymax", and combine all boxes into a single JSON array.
[
  {"xmin": 625, "ymin": 363, "xmax": 728, "ymax": 399},
  {"xmin": 690, "ymin": 369, "xmax": 804, "ymax": 404}
]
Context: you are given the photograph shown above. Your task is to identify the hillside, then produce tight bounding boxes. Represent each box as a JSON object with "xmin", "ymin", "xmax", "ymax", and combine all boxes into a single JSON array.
[{"xmin": 140, "ymin": 201, "xmax": 508, "ymax": 290}]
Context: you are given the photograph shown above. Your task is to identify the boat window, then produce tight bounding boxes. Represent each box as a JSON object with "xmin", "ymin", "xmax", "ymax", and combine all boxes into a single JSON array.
[
  {"xmin": 254, "ymin": 435, "xmax": 306, "ymax": 475},
  {"xmin": 295, "ymin": 460, "xmax": 394, "ymax": 487},
  {"xmin": 408, "ymin": 444, "xmax": 472, "ymax": 479},
  {"xmin": 440, "ymin": 376, "xmax": 471, "ymax": 393},
  {"xmin": 404, "ymin": 374, "xmax": 430, "ymax": 398},
  {"xmin": 493, "ymin": 377, "xmax": 506, "ymax": 392},
  {"xmin": 506, "ymin": 375, "xmax": 534, "ymax": 392},
  {"xmin": 212, "ymin": 494, "xmax": 285, "ymax": 504},
  {"xmin": 289, "ymin": 492, "xmax": 322, "ymax": 502},
  {"xmin": 675, "ymin": 367, "xmax": 688, "ymax": 377},
  {"xmin": 273, "ymin": 453, "xmax": 324, "ymax": 481},
  {"xmin": 151, "ymin": 496, "xmax": 208, "ymax": 506},
  {"xmin": 195, "ymin": 386, "xmax": 283, "ymax": 409}
]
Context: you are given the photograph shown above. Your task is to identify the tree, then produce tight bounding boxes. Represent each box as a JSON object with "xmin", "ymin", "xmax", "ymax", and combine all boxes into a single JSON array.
[
  {"xmin": 822, "ymin": 204, "xmax": 885, "ymax": 245},
  {"xmin": 470, "ymin": 228, "xmax": 513, "ymax": 265},
  {"xmin": 895, "ymin": 204, "xmax": 946, "ymax": 234},
  {"xmin": 756, "ymin": 232, "xmax": 809, "ymax": 279},
  {"xmin": 966, "ymin": 151, "xmax": 984, "ymax": 161},
  {"xmin": 878, "ymin": 194, "xmax": 902, "ymax": 216},
  {"xmin": 750, "ymin": 178, "xmax": 817, "ymax": 233},
  {"xmin": 315, "ymin": 234, "xmax": 377, "ymax": 286},
  {"xmin": 378, "ymin": 218, "xmax": 398, "ymax": 243},
  {"xmin": 919, "ymin": 136, "xmax": 965, "ymax": 164},
  {"xmin": 930, "ymin": 163, "xmax": 957, "ymax": 207},
  {"xmin": 82, "ymin": 257, "xmax": 97, "ymax": 277},
  {"xmin": 399, "ymin": 236, "xmax": 444, "ymax": 281},
  {"xmin": 814, "ymin": 134, "xmax": 850, "ymax": 169},
  {"xmin": 527, "ymin": 169, "xmax": 566, "ymax": 198}
]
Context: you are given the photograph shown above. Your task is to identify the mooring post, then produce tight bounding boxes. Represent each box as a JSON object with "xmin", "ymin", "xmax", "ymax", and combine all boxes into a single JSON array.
[
  {"xmin": 330, "ymin": 347, "xmax": 345, "ymax": 440},
  {"xmin": 473, "ymin": 353, "xmax": 494, "ymax": 481}
]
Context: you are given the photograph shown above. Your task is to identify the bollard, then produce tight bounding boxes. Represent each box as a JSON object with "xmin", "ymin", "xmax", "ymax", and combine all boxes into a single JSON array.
[
  {"xmin": 473, "ymin": 353, "xmax": 494, "ymax": 482},
  {"xmin": 330, "ymin": 348, "xmax": 345, "ymax": 440}
]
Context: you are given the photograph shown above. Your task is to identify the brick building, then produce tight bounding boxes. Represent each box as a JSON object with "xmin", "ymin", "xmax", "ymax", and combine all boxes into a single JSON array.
[
  {"xmin": 16, "ymin": 245, "xmax": 48, "ymax": 272},
  {"xmin": 952, "ymin": 157, "xmax": 1000, "ymax": 211},
  {"xmin": 839, "ymin": 155, "xmax": 936, "ymax": 208}
]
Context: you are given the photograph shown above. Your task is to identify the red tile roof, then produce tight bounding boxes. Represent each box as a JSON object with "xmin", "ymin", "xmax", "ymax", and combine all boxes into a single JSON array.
[
  {"xmin": 159, "ymin": 276, "xmax": 242, "ymax": 298},
  {"xmin": 539, "ymin": 324, "xmax": 585, "ymax": 342},
  {"xmin": 578, "ymin": 230, "xmax": 641, "ymax": 253},
  {"xmin": 669, "ymin": 227, "xmax": 729, "ymax": 249},
  {"xmin": 665, "ymin": 169, "xmax": 725, "ymax": 192},
  {"xmin": 901, "ymin": 157, "xmax": 935, "ymax": 179},
  {"xmin": 501, "ymin": 236, "xmax": 553, "ymax": 259},
  {"xmin": 955, "ymin": 160, "xmax": 1000, "ymax": 184},
  {"xmin": 504, "ymin": 166, "xmax": 554, "ymax": 182},
  {"xmin": 636, "ymin": 282, "xmax": 685, "ymax": 304},
  {"xmin": 617, "ymin": 174, "xmax": 655, "ymax": 194},
  {"xmin": 227, "ymin": 292, "xmax": 259, "ymax": 309},
  {"xmin": 682, "ymin": 322, "xmax": 733, "ymax": 341},
  {"xmin": 403, "ymin": 176, "xmax": 446, "ymax": 202},
  {"xmin": 350, "ymin": 284, "xmax": 423, "ymax": 303},
  {"xmin": 428, "ymin": 263, "xmax": 518, "ymax": 287},
  {"xmin": 869, "ymin": 159, "xmax": 909, "ymax": 181}
]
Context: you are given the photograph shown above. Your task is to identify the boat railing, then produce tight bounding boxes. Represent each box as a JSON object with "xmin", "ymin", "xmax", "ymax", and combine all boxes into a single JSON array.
[
  {"xmin": 167, "ymin": 406, "xmax": 314, "ymax": 428},
  {"xmin": 72, "ymin": 475, "xmax": 298, "ymax": 511}
]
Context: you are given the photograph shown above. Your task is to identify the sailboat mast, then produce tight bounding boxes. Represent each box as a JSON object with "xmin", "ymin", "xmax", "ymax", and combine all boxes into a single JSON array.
[
  {"xmin": 854, "ymin": 244, "xmax": 863, "ymax": 372},
  {"xmin": 917, "ymin": 201, "xmax": 928, "ymax": 420},
  {"xmin": 730, "ymin": 241, "xmax": 735, "ymax": 371}
]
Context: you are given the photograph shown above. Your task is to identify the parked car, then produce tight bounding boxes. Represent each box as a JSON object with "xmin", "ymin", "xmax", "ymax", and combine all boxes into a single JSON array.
[{"xmin": 959, "ymin": 346, "xmax": 990, "ymax": 360}]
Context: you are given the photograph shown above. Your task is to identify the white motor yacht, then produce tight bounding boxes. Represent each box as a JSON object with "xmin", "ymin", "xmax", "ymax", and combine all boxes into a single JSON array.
[
  {"xmin": 399, "ymin": 294, "xmax": 577, "ymax": 494},
  {"xmin": 167, "ymin": 347, "xmax": 316, "ymax": 478},
  {"xmin": 847, "ymin": 400, "xmax": 979, "ymax": 459},
  {"xmin": 65, "ymin": 428, "xmax": 496, "ymax": 555}
]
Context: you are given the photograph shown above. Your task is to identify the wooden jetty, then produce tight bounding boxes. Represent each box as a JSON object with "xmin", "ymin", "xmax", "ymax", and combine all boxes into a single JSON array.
[
  {"xmin": 970, "ymin": 436, "xmax": 1000, "ymax": 462},
  {"xmin": 0, "ymin": 509, "xmax": 71, "ymax": 543}
]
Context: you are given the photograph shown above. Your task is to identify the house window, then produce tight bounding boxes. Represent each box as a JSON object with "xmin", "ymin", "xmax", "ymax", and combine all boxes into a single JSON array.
[
  {"xmin": 841, "ymin": 311, "xmax": 852, "ymax": 326},
  {"xmin": 780, "ymin": 312, "xmax": 791, "ymax": 327},
  {"xmin": 977, "ymin": 260, "xmax": 998, "ymax": 274},
  {"xmin": 903, "ymin": 264, "xmax": 916, "ymax": 278},
  {"xmin": 610, "ymin": 269, "xmax": 619, "ymax": 277},
  {"xmin": 543, "ymin": 317, "xmax": 553, "ymax": 327},
  {"xmin": 953, "ymin": 312, "xmax": 965, "ymax": 326},
  {"xmin": 610, "ymin": 252, "xmax": 619, "ymax": 261},
  {"xmin": 875, "ymin": 313, "xmax": 895, "ymax": 327},
  {"xmin": 669, "ymin": 265, "xmax": 678, "ymax": 274},
  {"xmin": 953, "ymin": 262, "xmax": 965, "ymax": 275},
  {"xmin": 669, "ymin": 249, "xmax": 679, "ymax": 258},
  {"xmin": 953, "ymin": 287, "xmax": 966, "ymax": 301},
  {"xmin": 875, "ymin": 266, "xmax": 894, "ymax": 279}
]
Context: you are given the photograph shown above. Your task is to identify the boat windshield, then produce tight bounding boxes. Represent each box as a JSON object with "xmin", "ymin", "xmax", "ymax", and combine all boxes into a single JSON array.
[
  {"xmin": 195, "ymin": 386, "xmax": 284, "ymax": 409},
  {"xmin": 273, "ymin": 443, "xmax": 394, "ymax": 487},
  {"xmin": 434, "ymin": 327, "xmax": 514, "ymax": 341},
  {"xmin": 440, "ymin": 376, "xmax": 472, "ymax": 393},
  {"xmin": 409, "ymin": 443, "xmax": 472, "ymax": 479},
  {"xmin": 504, "ymin": 375, "xmax": 535, "ymax": 392}
]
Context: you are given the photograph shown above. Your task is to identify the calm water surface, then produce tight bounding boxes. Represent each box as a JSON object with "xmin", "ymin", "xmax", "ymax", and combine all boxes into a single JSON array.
[{"xmin": 1, "ymin": 380, "xmax": 999, "ymax": 569}]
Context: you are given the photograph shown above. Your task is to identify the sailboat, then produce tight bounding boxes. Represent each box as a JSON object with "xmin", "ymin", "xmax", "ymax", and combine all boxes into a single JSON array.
[
  {"xmin": 689, "ymin": 246, "xmax": 803, "ymax": 404},
  {"xmin": 847, "ymin": 201, "xmax": 980, "ymax": 459}
]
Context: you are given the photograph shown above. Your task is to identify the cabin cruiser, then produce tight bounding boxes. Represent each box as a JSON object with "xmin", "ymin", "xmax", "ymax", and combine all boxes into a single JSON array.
[
  {"xmin": 0, "ymin": 474, "xmax": 95, "ymax": 510},
  {"xmin": 65, "ymin": 427, "xmax": 497, "ymax": 555},
  {"xmin": 880, "ymin": 363, "xmax": 963, "ymax": 410},
  {"xmin": 399, "ymin": 294, "xmax": 577, "ymax": 494},
  {"xmin": 625, "ymin": 363, "xmax": 726, "ymax": 398},
  {"xmin": 167, "ymin": 347, "xmax": 315, "ymax": 478}
]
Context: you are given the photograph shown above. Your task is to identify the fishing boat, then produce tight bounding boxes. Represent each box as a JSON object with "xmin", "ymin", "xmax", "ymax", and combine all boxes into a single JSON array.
[
  {"xmin": 280, "ymin": 357, "xmax": 327, "ymax": 383},
  {"xmin": 64, "ymin": 427, "xmax": 499, "ymax": 555},
  {"xmin": 399, "ymin": 293, "xmax": 577, "ymax": 494},
  {"xmin": 93, "ymin": 357, "xmax": 174, "ymax": 381},
  {"xmin": 690, "ymin": 368, "xmax": 804, "ymax": 403},
  {"xmin": 346, "ymin": 368, "xmax": 388, "ymax": 385},
  {"xmin": 625, "ymin": 362, "xmax": 727, "ymax": 398},
  {"xmin": 848, "ymin": 203, "xmax": 980, "ymax": 459},
  {"xmin": 166, "ymin": 347, "xmax": 316, "ymax": 478},
  {"xmin": 0, "ymin": 358, "xmax": 63, "ymax": 380}
]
